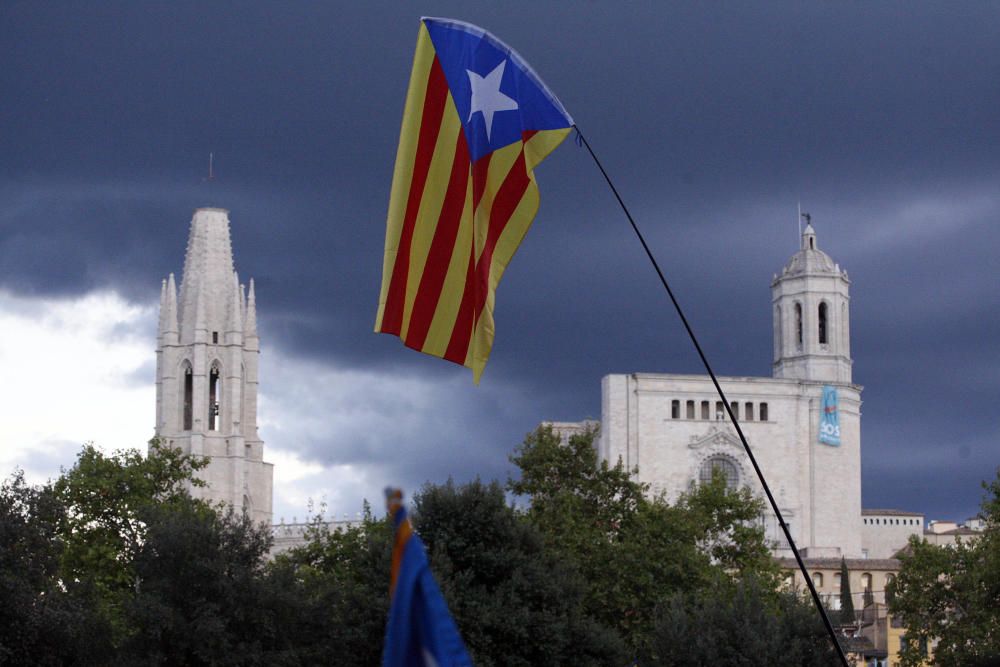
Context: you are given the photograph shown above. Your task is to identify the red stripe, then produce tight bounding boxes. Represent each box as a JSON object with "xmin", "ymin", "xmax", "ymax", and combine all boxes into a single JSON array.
[
  {"xmin": 379, "ymin": 57, "xmax": 449, "ymax": 335},
  {"xmin": 403, "ymin": 134, "xmax": 471, "ymax": 351},
  {"xmin": 473, "ymin": 147, "xmax": 531, "ymax": 323},
  {"xmin": 443, "ymin": 249, "xmax": 476, "ymax": 364},
  {"xmin": 471, "ymin": 152, "xmax": 491, "ymax": 213},
  {"xmin": 441, "ymin": 153, "xmax": 492, "ymax": 363}
]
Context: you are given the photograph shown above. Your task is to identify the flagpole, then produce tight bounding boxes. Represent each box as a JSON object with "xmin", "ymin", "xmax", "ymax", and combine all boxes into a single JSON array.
[{"xmin": 573, "ymin": 126, "xmax": 849, "ymax": 667}]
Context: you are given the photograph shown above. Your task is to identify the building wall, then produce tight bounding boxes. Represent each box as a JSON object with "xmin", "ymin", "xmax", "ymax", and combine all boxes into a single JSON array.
[
  {"xmin": 600, "ymin": 373, "xmax": 863, "ymax": 557},
  {"xmin": 782, "ymin": 558, "xmax": 899, "ymax": 609},
  {"xmin": 862, "ymin": 511, "xmax": 924, "ymax": 559}
]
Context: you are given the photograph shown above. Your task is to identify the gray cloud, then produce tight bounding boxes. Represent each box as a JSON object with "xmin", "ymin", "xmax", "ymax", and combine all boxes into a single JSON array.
[{"xmin": 1, "ymin": 2, "xmax": 997, "ymax": 522}]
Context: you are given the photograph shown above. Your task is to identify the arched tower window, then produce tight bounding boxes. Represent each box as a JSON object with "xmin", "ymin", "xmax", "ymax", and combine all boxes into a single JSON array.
[
  {"xmin": 209, "ymin": 363, "xmax": 222, "ymax": 431},
  {"xmin": 699, "ymin": 455, "xmax": 739, "ymax": 490},
  {"xmin": 795, "ymin": 302, "xmax": 803, "ymax": 347},
  {"xmin": 818, "ymin": 302, "xmax": 828, "ymax": 345},
  {"xmin": 182, "ymin": 362, "xmax": 193, "ymax": 431}
]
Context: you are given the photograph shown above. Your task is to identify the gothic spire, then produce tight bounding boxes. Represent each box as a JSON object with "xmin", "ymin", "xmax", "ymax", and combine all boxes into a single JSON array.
[
  {"xmin": 177, "ymin": 208, "xmax": 236, "ymax": 342},
  {"xmin": 225, "ymin": 270, "xmax": 243, "ymax": 342},
  {"xmin": 157, "ymin": 278, "xmax": 167, "ymax": 341},
  {"xmin": 244, "ymin": 278, "xmax": 258, "ymax": 341},
  {"xmin": 163, "ymin": 273, "xmax": 179, "ymax": 343}
]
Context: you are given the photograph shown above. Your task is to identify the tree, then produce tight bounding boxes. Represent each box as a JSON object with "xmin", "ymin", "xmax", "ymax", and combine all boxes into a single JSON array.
[
  {"xmin": 0, "ymin": 470, "xmax": 110, "ymax": 665},
  {"xmin": 644, "ymin": 576, "xmax": 840, "ymax": 666},
  {"xmin": 413, "ymin": 478, "xmax": 626, "ymax": 666},
  {"xmin": 270, "ymin": 506, "xmax": 395, "ymax": 667},
  {"xmin": 838, "ymin": 557, "xmax": 855, "ymax": 625},
  {"xmin": 508, "ymin": 425, "xmax": 779, "ymax": 655},
  {"xmin": 888, "ymin": 468, "xmax": 1000, "ymax": 667},
  {"xmin": 52, "ymin": 439, "xmax": 207, "ymax": 645},
  {"xmin": 119, "ymin": 497, "xmax": 292, "ymax": 666}
]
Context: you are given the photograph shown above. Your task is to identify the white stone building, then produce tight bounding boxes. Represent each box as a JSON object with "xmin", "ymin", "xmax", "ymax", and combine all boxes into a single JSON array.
[
  {"xmin": 154, "ymin": 208, "xmax": 273, "ymax": 525},
  {"xmin": 585, "ymin": 224, "xmax": 870, "ymax": 558}
]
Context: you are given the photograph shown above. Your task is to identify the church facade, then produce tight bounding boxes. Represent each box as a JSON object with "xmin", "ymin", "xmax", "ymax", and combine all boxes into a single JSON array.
[
  {"xmin": 153, "ymin": 208, "xmax": 273, "ymax": 525},
  {"xmin": 592, "ymin": 224, "xmax": 865, "ymax": 558}
]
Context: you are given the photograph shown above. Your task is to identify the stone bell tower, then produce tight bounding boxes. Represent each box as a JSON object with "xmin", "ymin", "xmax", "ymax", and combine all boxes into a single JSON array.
[
  {"xmin": 771, "ymin": 221, "xmax": 853, "ymax": 384},
  {"xmin": 154, "ymin": 208, "xmax": 273, "ymax": 524}
]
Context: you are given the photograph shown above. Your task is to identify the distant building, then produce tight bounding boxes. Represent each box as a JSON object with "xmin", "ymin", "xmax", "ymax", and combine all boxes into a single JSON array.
[
  {"xmin": 861, "ymin": 509, "xmax": 924, "ymax": 559},
  {"xmin": 154, "ymin": 208, "xmax": 273, "ymax": 525},
  {"xmin": 557, "ymin": 224, "xmax": 878, "ymax": 558},
  {"xmin": 923, "ymin": 516, "xmax": 985, "ymax": 547}
]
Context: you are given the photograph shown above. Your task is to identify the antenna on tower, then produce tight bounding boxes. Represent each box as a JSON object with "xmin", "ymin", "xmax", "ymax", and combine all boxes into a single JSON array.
[{"xmin": 203, "ymin": 152, "xmax": 215, "ymax": 183}]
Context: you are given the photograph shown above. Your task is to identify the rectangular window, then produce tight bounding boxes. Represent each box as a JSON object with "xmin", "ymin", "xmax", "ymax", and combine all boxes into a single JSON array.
[
  {"xmin": 686, "ymin": 400, "xmax": 695, "ymax": 419},
  {"xmin": 715, "ymin": 401, "xmax": 724, "ymax": 420},
  {"xmin": 730, "ymin": 401, "xmax": 739, "ymax": 420},
  {"xmin": 671, "ymin": 400, "xmax": 680, "ymax": 419},
  {"xmin": 745, "ymin": 402, "xmax": 754, "ymax": 420},
  {"xmin": 759, "ymin": 402, "xmax": 769, "ymax": 421},
  {"xmin": 701, "ymin": 401, "xmax": 709, "ymax": 419},
  {"xmin": 212, "ymin": 331, "xmax": 219, "ymax": 344}
]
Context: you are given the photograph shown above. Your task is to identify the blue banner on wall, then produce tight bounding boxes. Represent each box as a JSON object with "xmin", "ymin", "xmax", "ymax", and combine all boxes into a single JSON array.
[{"xmin": 819, "ymin": 385, "xmax": 841, "ymax": 446}]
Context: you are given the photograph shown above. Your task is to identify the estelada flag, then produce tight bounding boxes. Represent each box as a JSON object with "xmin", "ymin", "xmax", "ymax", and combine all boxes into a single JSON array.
[
  {"xmin": 382, "ymin": 488, "xmax": 473, "ymax": 667},
  {"xmin": 375, "ymin": 17, "xmax": 573, "ymax": 383}
]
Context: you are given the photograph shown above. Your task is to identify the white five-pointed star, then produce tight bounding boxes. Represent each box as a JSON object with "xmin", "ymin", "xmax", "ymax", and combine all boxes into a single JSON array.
[{"xmin": 467, "ymin": 60, "xmax": 518, "ymax": 142}]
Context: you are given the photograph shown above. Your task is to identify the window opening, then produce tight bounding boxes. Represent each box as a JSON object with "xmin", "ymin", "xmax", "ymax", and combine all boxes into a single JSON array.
[
  {"xmin": 671, "ymin": 400, "xmax": 680, "ymax": 419},
  {"xmin": 745, "ymin": 402, "xmax": 754, "ymax": 420},
  {"xmin": 699, "ymin": 455, "xmax": 739, "ymax": 490},
  {"xmin": 701, "ymin": 400, "xmax": 709, "ymax": 419},
  {"xmin": 730, "ymin": 401, "xmax": 739, "ymax": 420},
  {"xmin": 715, "ymin": 401, "xmax": 724, "ymax": 420},
  {"xmin": 686, "ymin": 400, "xmax": 694, "ymax": 419},
  {"xmin": 818, "ymin": 303, "xmax": 828, "ymax": 344},
  {"xmin": 759, "ymin": 403, "xmax": 769, "ymax": 421},
  {"xmin": 183, "ymin": 365, "xmax": 193, "ymax": 430},
  {"xmin": 795, "ymin": 303, "xmax": 803, "ymax": 346},
  {"xmin": 208, "ymin": 366, "xmax": 221, "ymax": 431},
  {"xmin": 212, "ymin": 331, "xmax": 219, "ymax": 344}
]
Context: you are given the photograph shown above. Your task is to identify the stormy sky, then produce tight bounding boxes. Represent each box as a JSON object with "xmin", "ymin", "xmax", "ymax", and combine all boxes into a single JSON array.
[{"xmin": 1, "ymin": 2, "xmax": 997, "ymax": 525}]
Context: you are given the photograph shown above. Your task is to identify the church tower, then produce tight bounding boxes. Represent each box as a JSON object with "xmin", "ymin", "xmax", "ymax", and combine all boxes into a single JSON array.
[
  {"xmin": 771, "ymin": 222, "xmax": 852, "ymax": 384},
  {"xmin": 154, "ymin": 208, "xmax": 273, "ymax": 524}
]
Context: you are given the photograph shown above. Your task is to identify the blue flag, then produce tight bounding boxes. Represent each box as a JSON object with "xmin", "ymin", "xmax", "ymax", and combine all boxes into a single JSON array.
[
  {"xmin": 383, "ymin": 489, "xmax": 472, "ymax": 667},
  {"xmin": 819, "ymin": 385, "xmax": 841, "ymax": 446}
]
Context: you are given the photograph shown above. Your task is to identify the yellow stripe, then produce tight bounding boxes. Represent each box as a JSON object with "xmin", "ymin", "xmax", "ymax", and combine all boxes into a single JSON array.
[
  {"xmin": 523, "ymin": 128, "xmax": 571, "ymax": 171},
  {"xmin": 375, "ymin": 24, "xmax": 435, "ymax": 331},
  {"xmin": 421, "ymin": 179, "xmax": 473, "ymax": 357},
  {"xmin": 472, "ymin": 141, "xmax": 522, "ymax": 264},
  {"xmin": 399, "ymin": 93, "xmax": 462, "ymax": 341},
  {"xmin": 469, "ymin": 180, "xmax": 541, "ymax": 383},
  {"xmin": 465, "ymin": 131, "xmax": 567, "ymax": 383}
]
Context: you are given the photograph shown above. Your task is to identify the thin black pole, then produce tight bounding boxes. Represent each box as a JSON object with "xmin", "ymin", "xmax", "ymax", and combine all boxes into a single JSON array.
[{"xmin": 573, "ymin": 125, "xmax": 849, "ymax": 667}]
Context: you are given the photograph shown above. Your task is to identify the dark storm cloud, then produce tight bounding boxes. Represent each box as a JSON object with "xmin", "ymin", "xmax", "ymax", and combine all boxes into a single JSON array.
[{"xmin": 1, "ymin": 2, "xmax": 998, "ymax": 520}]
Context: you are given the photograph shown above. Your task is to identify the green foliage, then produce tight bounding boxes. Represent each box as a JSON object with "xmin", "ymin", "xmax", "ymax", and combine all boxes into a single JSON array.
[
  {"xmin": 838, "ymin": 557, "xmax": 855, "ymax": 625},
  {"xmin": 0, "ymin": 470, "xmax": 110, "ymax": 665},
  {"xmin": 1, "ymin": 428, "xmax": 849, "ymax": 664},
  {"xmin": 644, "ymin": 577, "xmax": 841, "ymax": 666},
  {"xmin": 508, "ymin": 425, "xmax": 780, "ymax": 655},
  {"xmin": 888, "ymin": 467, "xmax": 1000, "ymax": 667},
  {"xmin": 414, "ymin": 478, "xmax": 627, "ymax": 666},
  {"xmin": 51, "ymin": 439, "xmax": 208, "ymax": 645},
  {"xmin": 119, "ymin": 498, "xmax": 291, "ymax": 666},
  {"xmin": 270, "ymin": 508, "xmax": 394, "ymax": 666}
]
